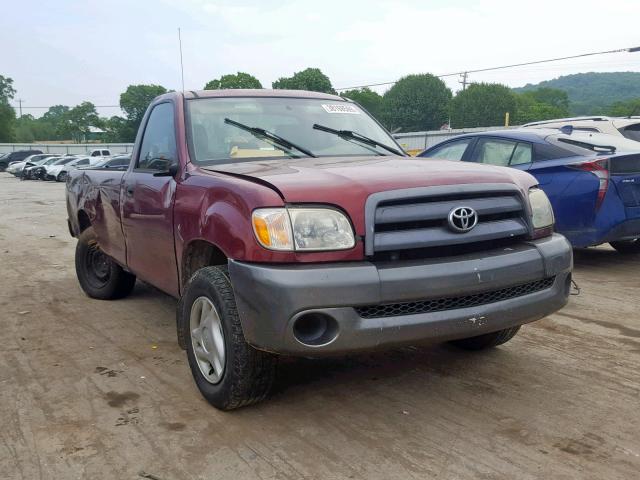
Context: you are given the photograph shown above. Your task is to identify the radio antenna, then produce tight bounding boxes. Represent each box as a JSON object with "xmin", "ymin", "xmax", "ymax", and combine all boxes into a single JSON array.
[{"xmin": 178, "ymin": 28, "xmax": 185, "ymax": 92}]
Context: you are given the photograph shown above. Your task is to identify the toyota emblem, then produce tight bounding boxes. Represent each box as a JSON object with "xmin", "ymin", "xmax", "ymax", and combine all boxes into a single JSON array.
[{"xmin": 448, "ymin": 206, "xmax": 478, "ymax": 233}]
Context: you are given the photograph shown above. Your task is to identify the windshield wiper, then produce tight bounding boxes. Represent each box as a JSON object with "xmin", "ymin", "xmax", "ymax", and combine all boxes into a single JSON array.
[
  {"xmin": 558, "ymin": 137, "xmax": 617, "ymax": 154},
  {"xmin": 312, "ymin": 124, "xmax": 406, "ymax": 156},
  {"xmin": 224, "ymin": 118, "xmax": 316, "ymax": 158}
]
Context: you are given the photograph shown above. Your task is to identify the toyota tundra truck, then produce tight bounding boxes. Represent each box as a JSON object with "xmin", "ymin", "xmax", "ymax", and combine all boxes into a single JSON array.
[{"xmin": 66, "ymin": 89, "xmax": 573, "ymax": 410}]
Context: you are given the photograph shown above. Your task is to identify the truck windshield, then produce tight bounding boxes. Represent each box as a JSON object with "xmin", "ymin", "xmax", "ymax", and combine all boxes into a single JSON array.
[{"xmin": 186, "ymin": 97, "xmax": 403, "ymax": 165}]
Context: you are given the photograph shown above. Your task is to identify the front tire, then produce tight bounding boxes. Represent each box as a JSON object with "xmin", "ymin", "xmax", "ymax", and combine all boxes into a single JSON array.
[
  {"xmin": 610, "ymin": 239, "xmax": 640, "ymax": 254},
  {"xmin": 75, "ymin": 227, "xmax": 136, "ymax": 299},
  {"xmin": 57, "ymin": 171, "xmax": 67, "ymax": 182},
  {"xmin": 179, "ymin": 266, "xmax": 276, "ymax": 410},
  {"xmin": 449, "ymin": 326, "xmax": 521, "ymax": 350}
]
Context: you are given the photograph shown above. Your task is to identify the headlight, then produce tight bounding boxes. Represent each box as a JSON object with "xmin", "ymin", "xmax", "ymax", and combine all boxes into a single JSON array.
[
  {"xmin": 528, "ymin": 188, "xmax": 554, "ymax": 236},
  {"xmin": 252, "ymin": 207, "xmax": 355, "ymax": 251}
]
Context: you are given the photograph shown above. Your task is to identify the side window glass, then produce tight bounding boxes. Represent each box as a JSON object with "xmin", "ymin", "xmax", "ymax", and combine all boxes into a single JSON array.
[
  {"xmin": 472, "ymin": 139, "xmax": 517, "ymax": 166},
  {"xmin": 102, "ymin": 150, "xmax": 110, "ymax": 156},
  {"xmin": 424, "ymin": 139, "xmax": 472, "ymax": 161},
  {"xmin": 91, "ymin": 151, "xmax": 99, "ymax": 157},
  {"xmin": 137, "ymin": 103, "xmax": 177, "ymax": 171},
  {"xmin": 510, "ymin": 143, "xmax": 532, "ymax": 165}
]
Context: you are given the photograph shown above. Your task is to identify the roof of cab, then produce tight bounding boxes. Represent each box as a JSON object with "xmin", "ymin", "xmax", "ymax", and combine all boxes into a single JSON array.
[{"xmin": 178, "ymin": 89, "xmax": 345, "ymax": 101}]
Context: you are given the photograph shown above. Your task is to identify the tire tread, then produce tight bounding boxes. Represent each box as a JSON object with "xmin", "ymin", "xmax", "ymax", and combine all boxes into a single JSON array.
[{"xmin": 181, "ymin": 265, "xmax": 276, "ymax": 410}]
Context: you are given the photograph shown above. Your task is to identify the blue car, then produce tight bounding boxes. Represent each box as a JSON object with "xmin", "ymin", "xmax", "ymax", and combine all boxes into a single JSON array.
[{"xmin": 418, "ymin": 128, "xmax": 640, "ymax": 253}]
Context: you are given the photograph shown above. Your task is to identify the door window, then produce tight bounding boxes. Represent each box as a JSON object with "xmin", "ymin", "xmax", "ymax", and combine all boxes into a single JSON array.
[
  {"xmin": 137, "ymin": 103, "xmax": 177, "ymax": 171},
  {"xmin": 471, "ymin": 138, "xmax": 532, "ymax": 166},
  {"xmin": 511, "ymin": 143, "xmax": 533, "ymax": 165},
  {"xmin": 422, "ymin": 138, "xmax": 473, "ymax": 161}
]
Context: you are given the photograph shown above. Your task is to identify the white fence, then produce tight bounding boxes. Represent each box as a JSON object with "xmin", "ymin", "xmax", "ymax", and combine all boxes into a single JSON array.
[
  {"xmin": 0, "ymin": 143, "xmax": 135, "ymax": 155},
  {"xmin": 394, "ymin": 126, "xmax": 516, "ymax": 152}
]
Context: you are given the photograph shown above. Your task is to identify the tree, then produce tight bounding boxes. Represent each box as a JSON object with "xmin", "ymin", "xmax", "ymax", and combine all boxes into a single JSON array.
[
  {"xmin": 607, "ymin": 98, "xmax": 640, "ymax": 117},
  {"xmin": 204, "ymin": 72, "xmax": 262, "ymax": 90},
  {"xmin": 0, "ymin": 75, "xmax": 16, "ymax": 142},
  {"xmin": 103, "ymin": 115, "xmax": 137, "ymax": 143},
  {"xmin": 39, "ymin": 105, "xmax": 71, "ymax": 139},
  {"xmin": 272, "ymin": 68, "xmax": 335, "ymax": 94},
  {"xmin": 513, "ymin": 91, "xmax": 569, "ymax": 125},
  {"xmin": 120, "ymin": 84, "xmax": 168, "ymax": 133},
  {"xmin": 0, "ymin": 103, "xmax": 16, "ymax": 141},
  {"xmin": 64, "ymin": 102, "xmax": 100, "ymax": 142},
  {"xmin": 525, "ymin": 87, "xmax": 569, "ymax": 112},
  {"xmin": 380, "ymin": 74, "xmax": 452, "ymax": 132},
  {"xmin": 340, "ymin": 87, "xmax": 383, "ymax": 119},
  {"xmin": 42, "ymin": 105, "xmax": 69, "ymax": 123},
  {"xmin": 514, "ymin": 72, "xmax": 640, "ymax": 115},
  {"xmin": 450, "ymin": 83, "xmax": 516, "ymax": 128}
]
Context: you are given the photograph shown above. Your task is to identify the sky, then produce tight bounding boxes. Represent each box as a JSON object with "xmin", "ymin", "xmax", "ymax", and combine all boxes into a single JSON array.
[{"xmin": 2, "ymin": 0, "xmax": 639, "ymax": 118}]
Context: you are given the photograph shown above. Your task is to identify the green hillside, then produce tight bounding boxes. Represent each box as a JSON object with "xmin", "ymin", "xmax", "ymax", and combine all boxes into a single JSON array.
[{"xmin": 514, "ymin": 72, "xmax": 640, "ymax": 115}]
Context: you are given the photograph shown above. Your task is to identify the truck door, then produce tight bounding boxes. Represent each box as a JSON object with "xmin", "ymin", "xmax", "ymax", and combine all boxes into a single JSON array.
[{"xmin": 121, "ymin": 101, "xmax": 180, "ymax": 297}]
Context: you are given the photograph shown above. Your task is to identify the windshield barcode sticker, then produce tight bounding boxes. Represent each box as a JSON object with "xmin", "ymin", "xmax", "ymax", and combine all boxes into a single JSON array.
[{"xmin": 322, "ymin": 104, "xmax": 360, "ymax": 114}]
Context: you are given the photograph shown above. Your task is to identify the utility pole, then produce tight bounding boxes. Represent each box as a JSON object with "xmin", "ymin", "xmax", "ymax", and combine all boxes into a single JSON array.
[
  {"xmin": 458, "ymin": 72, "xmax": 469, "ymax": 90},
  {"xmin": 17, "ymin": 99, "xmax": 23, "ymax": 117}
]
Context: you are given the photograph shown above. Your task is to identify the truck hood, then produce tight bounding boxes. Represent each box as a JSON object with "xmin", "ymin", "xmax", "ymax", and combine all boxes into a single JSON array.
[{"xmin": 201, "ymin": 155, "xmax": 537, "ymax": 203}]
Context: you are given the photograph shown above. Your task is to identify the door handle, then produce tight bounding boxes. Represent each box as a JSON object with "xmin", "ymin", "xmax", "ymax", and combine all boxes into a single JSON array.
[{"xmin": 125, "ymin": 186, "xmax": 134, "ymax": 196}]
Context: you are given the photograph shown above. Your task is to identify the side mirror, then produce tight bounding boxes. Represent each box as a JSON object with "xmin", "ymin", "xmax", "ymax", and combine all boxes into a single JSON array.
[{"xmin": 153, "ymin": 162, "xmax": 179, "ymax": 177}]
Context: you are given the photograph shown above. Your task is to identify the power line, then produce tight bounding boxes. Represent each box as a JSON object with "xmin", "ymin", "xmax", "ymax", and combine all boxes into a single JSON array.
[
  {"xmin": 7, "ymin": 45, "xmax": 640, "ymax": 110},
  {"xmin": 335, "ymin": 45, "xmax": 640, "ymax": 91}
]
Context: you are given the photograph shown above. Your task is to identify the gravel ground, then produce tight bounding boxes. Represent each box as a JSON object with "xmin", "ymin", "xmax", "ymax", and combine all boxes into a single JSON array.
[{"xmin": 1, "ymin": 174, "xmax": 639, "ymax": 480}]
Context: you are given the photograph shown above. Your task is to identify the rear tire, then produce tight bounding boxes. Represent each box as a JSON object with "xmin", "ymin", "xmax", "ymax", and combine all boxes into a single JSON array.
[
  {"xmin": 0, "ymin": 162, "xmax": 7, "ymax": 172},
  {"xmin": 610, "ymin": 239, "xmax": 640, "ymax": 254},
  {"xmin": 449, "ymin": 326, "xmax": 521, "ymax": 350},
  {"xmin": 75, "ymin": 226, "xmax": 136, "ymax": 299},
  {"xmin": 179, "ymin": 265, "xmax": 276, "ymax": 410}
]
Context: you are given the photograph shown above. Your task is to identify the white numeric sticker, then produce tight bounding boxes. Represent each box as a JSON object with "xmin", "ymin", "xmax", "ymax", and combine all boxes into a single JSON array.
[{"xmin": 321, "ymin": 104, "xmax": 361, "ymax": 114}]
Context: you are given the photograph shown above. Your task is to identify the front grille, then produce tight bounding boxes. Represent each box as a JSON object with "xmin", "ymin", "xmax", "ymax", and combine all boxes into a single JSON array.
[
  {"xmin": 355, "ymin": 277, "xmax": 555, "ymax": 319},
  {"xmin": 365, "ymin": 185, "xmax": 531, "ymax": 258}
]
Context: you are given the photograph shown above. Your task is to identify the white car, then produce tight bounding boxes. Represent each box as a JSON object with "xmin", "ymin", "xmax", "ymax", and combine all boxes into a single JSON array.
[
  {"xmin": 523, "ymin": 116, "xmax": 640, "ymax": 142},
  {"xmin": 88, "ymin": 148, "xmax": 112, "ymax": 160},
  {"xmin": 47, "ymin": 156, "xmax": 93, "ymax": 182},
  {"xmin": 6, "ymin": 154, "xmax": 57, "ymax": 176},
  {"xmin": 22, "ymin": 156, "xmax": 64, "ymax": 180},
  {"xmin": 42, "ymin": 157, "xmax": 79, "ymax": 180}
]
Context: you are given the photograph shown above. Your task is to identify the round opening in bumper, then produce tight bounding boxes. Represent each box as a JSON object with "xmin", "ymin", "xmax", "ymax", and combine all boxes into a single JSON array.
[{"xmin": 292, "ymin": 312, "xmax": 339, "ymax": 347}]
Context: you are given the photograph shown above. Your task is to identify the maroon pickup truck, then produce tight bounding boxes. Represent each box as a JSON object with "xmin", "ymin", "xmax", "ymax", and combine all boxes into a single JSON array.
[{"xmin": 67, "ymin": 89, "xmax": 572, "ymax": 409}]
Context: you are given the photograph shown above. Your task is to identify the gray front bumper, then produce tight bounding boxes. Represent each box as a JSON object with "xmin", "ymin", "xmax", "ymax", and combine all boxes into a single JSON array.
[{"xmin": 229, "ymin": 234, "xmax": 572, "ymax": 356}]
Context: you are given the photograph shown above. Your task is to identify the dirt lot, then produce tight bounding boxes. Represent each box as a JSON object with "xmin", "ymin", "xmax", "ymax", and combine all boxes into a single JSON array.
[{"xmin": 1, "ymin": 174, "xmax": 639, "ymax": 480}]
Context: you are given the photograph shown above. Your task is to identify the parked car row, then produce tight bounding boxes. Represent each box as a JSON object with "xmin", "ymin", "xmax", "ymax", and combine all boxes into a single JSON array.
[
  {"xmin": 4, "ymin": 150, "xmax": 131, "ymax": 182},
  {"xmin": 419, "ymin": 118, "xmax": 640, "ymax": 253}
]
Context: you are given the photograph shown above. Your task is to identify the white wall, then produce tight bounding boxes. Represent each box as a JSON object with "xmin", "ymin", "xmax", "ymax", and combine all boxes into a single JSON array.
[{"xmin": 0, "ymin": 143, "xmax": 135, "ymax": 155}]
